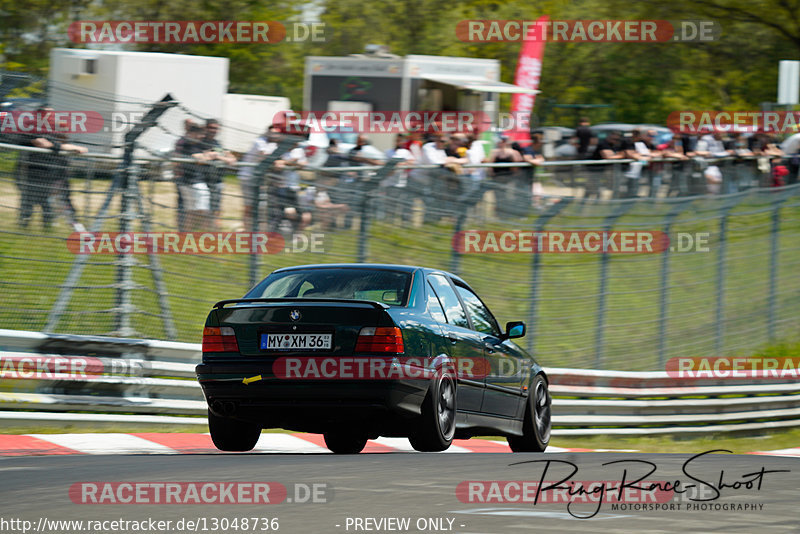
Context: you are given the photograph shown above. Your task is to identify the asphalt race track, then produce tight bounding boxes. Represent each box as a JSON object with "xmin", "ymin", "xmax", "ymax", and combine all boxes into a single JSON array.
[{"xmin": 0, "ymin": 451, "xmax": 797, "ymax": 534}]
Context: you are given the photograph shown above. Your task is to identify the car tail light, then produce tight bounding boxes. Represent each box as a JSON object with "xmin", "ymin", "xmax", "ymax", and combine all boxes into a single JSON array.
[
  {"xmin": 203, "ymin": 326, "xmax": 239, "ymax": 352},
  {"xmin": 355, "ymin": 327, "xmax": 404, "ymax": 354}
]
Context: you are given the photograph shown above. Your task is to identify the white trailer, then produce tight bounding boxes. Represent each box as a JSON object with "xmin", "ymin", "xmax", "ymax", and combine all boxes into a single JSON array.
[
  {"xmin": 48, "ymin": 48, "xmax": 229, "ymax": 156},
  {"xmin": 220, "ymin": 93, "xmax": 291, "ymax": 154}
]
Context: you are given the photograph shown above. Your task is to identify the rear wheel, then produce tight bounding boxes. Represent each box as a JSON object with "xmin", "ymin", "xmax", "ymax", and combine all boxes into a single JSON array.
[
  {"xmin": 409, "ymin": 370, "xmax": 456, "ymax": 452},
  {"xmin": 508, "ymin": 374, "xmax": 550, "ymax": 452},
  {"xmin": 323, "ymin": 432, "xmax": 368, "ymax": 454},
  {"xmin": 208, "ymin": 409, "xmax": 262, "ymax": 452}
]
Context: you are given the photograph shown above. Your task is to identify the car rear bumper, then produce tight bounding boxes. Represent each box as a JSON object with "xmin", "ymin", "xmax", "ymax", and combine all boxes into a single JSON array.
[{"xmin": 196, "ymin": 362, "xmax": 429, "ymax": 433}]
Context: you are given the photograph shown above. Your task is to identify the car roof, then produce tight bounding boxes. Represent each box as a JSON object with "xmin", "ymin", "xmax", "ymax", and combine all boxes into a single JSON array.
[{"xmin": 271, "ymin": 263, "xmax": 463, "ymax": 281}]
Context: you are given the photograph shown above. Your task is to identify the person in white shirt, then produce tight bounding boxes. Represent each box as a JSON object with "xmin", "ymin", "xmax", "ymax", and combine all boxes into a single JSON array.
[
  {"xmin": 696, "ymin": 132, "xmax": 733, "ymax": 158},
  {"xmin": 276, "ymin": 143, "xmax": 308, "ymax": 190},
  {"xmin": 384, "ymin": 134, "xmax": 416, "ymax": 187},
  {"xmin": 238, "ymin": 125, "xmax": 280, "ymax": 228},
  {"xmin": 780, "ymin": 131, "xmax": 800, "ymax": 155},
  {"xmin": 421, "ymin": 135, "xmax": 449, "ymax": 165},
  {"xmin": 780, "ymin": 131, "xmax": 800, "ymax": 185},
  {"xmin": 465, "ymin": 134, "xmax": 487, "ymax": 197}
]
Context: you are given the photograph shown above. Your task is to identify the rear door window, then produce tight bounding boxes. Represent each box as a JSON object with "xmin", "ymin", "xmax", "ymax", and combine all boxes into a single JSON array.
[
  {"xmin": 454, "ymin": 283, "xmax": 500, "ymax": 336},
  {"xmin": 427, "ymin": 274, "xmax": 469, "ymax": 328},
  {"xmin": 426, "ymin": 282, "xmax": 447, "ymax": 323}
]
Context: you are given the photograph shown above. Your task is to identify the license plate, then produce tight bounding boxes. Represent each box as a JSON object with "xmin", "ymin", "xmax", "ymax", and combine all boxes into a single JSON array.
[{"xmin": 261, "ymin": 333, "xmax": 332, "ymax": 351}]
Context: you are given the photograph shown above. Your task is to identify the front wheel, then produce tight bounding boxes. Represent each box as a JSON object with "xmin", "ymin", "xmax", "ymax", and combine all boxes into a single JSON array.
[
  {"xmin": 508, "ymin": 374, "xmax": 551, "ymax": 452},
  {"xmin": 409, "ymin": 370, "xmax": 456, "ymax": 452},
  {"xmin": 208, "ymin": 409, "xmax": 262, "ymax": 452},
  {"xmin": 323, "ymin": 432, "xmax": 368, "ymax": 454}
]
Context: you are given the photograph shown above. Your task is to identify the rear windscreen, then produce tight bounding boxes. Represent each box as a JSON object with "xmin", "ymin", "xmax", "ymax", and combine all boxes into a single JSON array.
[{"xmin": 246, "ymin": 268, "xmax": 412, "ymax": 306}]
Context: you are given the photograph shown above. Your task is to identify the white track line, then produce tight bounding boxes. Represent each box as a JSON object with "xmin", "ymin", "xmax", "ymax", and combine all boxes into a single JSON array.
[
  {"xmin": 252, "ymin": 434, "xmax": 330, "ymax": 454},
  {"xmin": 28, "ymin": 433, "xmax": 177, "ymax": 455},
  {"xmin": 750, "ymin": 447, "xmax": 800, "ymax": 457},
  {"xmin": 371, "ymin": 437, "xmax": 416, "ymax": 452}
]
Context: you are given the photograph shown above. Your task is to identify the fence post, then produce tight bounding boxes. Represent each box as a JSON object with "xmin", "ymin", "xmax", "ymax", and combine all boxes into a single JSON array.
[
  {"xmin": 113, "ymin": 161, "xmax": 139, "ymax": 336},
  {"xmin": 768, "ymin": 195, "xmax": 787, "ymax": 342},
  {"xmin": 714, "ymin": 208, "xmax": 728, "ymax": 355},
  {"xmin": 657, "ymin": 200, "xmax": 693, "ymax": 368},
  {"xmin": 449, "ymin": 175, "xmax": 489, "ymax": 275},
  {"xmin": 713, "ymin": 193, "xmax": 746, "ymax": 354},
  {"xmin": 527, "ymin": 198, "xmax": 572, "ymax": 353},
  {"xmin": 594, "ymin": 200, "xmax": 635, "ymax": 369},
  {"xmin": 357, "ymin": 158, "xmax": 401, "ymax": 263},
  {"xmin": 448, "ymin": 209, "xmax": 467, "ymax": 276}
]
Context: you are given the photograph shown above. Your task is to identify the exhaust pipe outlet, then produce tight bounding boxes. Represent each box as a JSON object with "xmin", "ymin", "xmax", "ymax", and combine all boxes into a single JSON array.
[
  {"xmin": 209, "ymin": 399, "xmax": 238, "ymax": 416},
  {"xmin": 210, "ymin": 400, "xmax": 225, "ymax": 416}
]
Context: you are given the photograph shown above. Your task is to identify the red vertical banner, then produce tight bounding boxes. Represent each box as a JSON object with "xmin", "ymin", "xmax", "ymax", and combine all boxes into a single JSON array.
[{"xmin": 509, "ymin": 15, "xmax": 548, "ymax": 141}]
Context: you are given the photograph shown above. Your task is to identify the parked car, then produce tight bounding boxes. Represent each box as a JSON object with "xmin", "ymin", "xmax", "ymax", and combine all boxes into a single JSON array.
[{"xmin": 591, "ymin": 123, "xmax": 673, "ymax": 145}]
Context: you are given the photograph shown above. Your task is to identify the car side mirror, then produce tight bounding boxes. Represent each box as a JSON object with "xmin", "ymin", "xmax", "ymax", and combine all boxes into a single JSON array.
[{"xmin": 505, "ymin": 321, "xmax": 525, "ymax": 339}]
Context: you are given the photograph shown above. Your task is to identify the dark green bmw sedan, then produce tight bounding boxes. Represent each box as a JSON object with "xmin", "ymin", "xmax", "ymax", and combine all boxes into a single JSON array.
[{"xmin": 196, "ymin": 264, "xmax": 550, "ymax": 454}]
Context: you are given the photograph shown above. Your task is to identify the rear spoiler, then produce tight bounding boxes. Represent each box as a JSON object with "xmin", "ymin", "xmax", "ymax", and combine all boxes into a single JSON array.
[{"xmin": 213, "ymin": 298, "xmax": 390, "ymax": 310}]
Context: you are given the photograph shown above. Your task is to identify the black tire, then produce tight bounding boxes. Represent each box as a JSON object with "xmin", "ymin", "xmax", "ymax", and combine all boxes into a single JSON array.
[
  {"xmin": 323, "ymin": 432, "xmax": 368, "ymax": 454},
  {"xmin": 208, "ymin": 409, "xmax": 262, "ymax": 452},
  {"xmin": 508, "ymin": 374, "xmax": 551, "ymax": 452},
  {"xmin": 409, "ymin": 369, "xmax": 456, "ymax": 452}
]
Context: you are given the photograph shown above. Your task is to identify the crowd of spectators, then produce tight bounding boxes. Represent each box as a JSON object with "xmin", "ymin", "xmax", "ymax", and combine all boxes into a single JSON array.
[
  {"xmin": 13, "ymin": 112, "xmax": 799, "ymax": 232},
  {"xmin": 560, "ymin": 117, "xmax": 794, "ymax": 196}
]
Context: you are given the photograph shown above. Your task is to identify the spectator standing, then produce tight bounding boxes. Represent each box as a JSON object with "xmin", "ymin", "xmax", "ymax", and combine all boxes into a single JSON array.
[
  {"xmin": 199, "ymin": 119, "xmax": 237, "ymax": 228},
  {"xmin": 419, "ymin": 134, "xmax": 453, "ymax": 222},
  {"xmin": 624, "ymin": 129, "xmax": 658, "ymax": 197},
  {"xmin": 780, "ymin": 131, "xmax": 800, "ymax": 185},
  {"xmin": 588, "ymin": 130, "xmax": 625, "ymax": 199},
  {"xmin": 324, "ymin": 139, "xmax": 358, "ymax": 228},
  {"xmin": 346, "ymin": 135, "xmax": 383, "ymax": 219},
  {"xmin": 576, "ymin": 117, "xmax": 593, "ymax": 158},
  {"xmin": 237, "ymin": 124, "xmax": 280, "ymax": 230},
  {"xmin": 18, "ymin": 107, "xmax": 88, "ymax": 230},
  {"xmin": 464, "ymin": 133, "xmax": 487, "ymax": 203},
  {"xmin": 487, "ymin": 136, "xmax": 523, "ymax": 216},
  {"xmin": 382, "ymin": 134, "xmax": 416, "ymax": 221},
  {"xmin": 695, "ymin": 131, "xmax": 734, "ymax": 194},
  {"xmin": 49, "ymin": 126, "xmax": 88, "ymax": 231},
  {"xmin": 554, "ymin": 136, "xmax": 579, "ymax": 159},
  {"xmin": 173, "ymin": 123, "xmax": 210, "ymax": 231}
]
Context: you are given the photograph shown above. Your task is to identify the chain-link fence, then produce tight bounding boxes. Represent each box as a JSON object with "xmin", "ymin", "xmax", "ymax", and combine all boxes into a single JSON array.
[{"xmin": 0, "ymin": 97, "xmax": 798, "ymax": 372}]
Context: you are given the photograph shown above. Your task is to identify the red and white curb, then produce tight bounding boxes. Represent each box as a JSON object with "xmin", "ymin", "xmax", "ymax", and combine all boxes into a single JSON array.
[
  {"xmin": 0, "ymin": 434, "xmax": 796, "ymax": 457},
  {"xmin": 747, "ymin": 447, "xmax": 800, "ymax": 458},
  {"xmin": 0, "ymin": 433, "xmax": 618, "ymax": 456}
]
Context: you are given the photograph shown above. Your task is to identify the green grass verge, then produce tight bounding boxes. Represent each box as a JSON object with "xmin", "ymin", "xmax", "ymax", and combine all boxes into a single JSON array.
[{"xmin": 546, "ymin": 427, "xmax": 800, "ymax": 454}]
